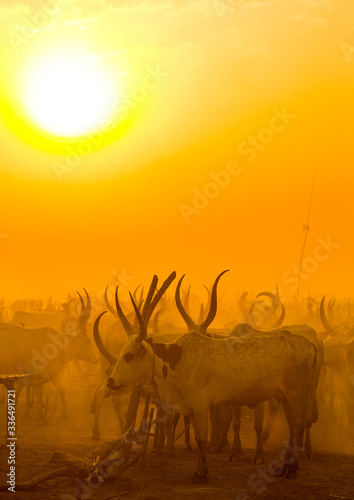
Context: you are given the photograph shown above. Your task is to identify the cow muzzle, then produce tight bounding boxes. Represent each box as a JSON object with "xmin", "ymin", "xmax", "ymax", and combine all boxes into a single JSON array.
[{"xmin": 106, "ymin": 377, "xmax": 122, "ymax": 391}]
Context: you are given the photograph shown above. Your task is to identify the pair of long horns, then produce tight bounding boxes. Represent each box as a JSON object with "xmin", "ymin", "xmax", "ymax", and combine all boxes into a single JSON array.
[
  {"xmin": 239, "ymin": 290, "xmax": 285, "ymax": 329},
  {"xmin": 175, "ymin": 270, "xmax": 229, "ymax": 331},
  {"xmin": 319, "ymin": 297, "xmax": 336, "ymax": 336},
  {"xmin": 93, "ymin": 272, "xmax": 177, "ymax": 365},
  {"xmin": 76, "ymin": 289, "xmax": 91, "ymax": 334}
]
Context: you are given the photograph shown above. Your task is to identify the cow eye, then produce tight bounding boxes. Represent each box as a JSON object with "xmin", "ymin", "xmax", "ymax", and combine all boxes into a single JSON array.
[{"xmin": 124, "ymin": 352, "xmax": 135, "ymax": 363}]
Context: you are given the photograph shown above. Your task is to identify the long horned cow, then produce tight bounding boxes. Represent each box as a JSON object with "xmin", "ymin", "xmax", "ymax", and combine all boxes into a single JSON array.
[
  {"xmin": 0, "ymin": 290, "xmax": 97, "ymax": 417},
  {"xmin": 91, "ymin": 272, "xmax": 177, "ymax": 440},
  {"xmin": 94, "ymin": 271, "xmax": 318, "ymax": 482}
]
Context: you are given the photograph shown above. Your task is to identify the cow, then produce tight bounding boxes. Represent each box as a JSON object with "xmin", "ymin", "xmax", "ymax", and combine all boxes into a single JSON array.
[
  {"xmin": 8, "ymin": 299, "xmax": 77, "ymax": 333},
  {"xmin": 317, "ymin": 297, "xmax": 354, "ymax": 426},
  {"xmin": 0, "ymin": 290, "xmax": 97, "ymax": 417},
  {"xmin": 91, "ymin": 273, "xmax": 177, "ymax": 440},
  {"xmin": 94, "ymin": 274, "xmax": 318, "ymax": 483}
]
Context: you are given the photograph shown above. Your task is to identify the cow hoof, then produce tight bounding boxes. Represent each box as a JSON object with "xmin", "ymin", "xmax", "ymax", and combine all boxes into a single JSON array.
[
  {"xmin": 191, "ymin": 474, "xmax": 208, "ymax": 484},
  {"xmin": 285, "ymin": 469, "xmax": 297, "ymax": 480},
  {"xmin": 273, "ymin": 466, "xmax": 286, "ymax": 478},
  {"xmin": 262, "ymin": 433, "xmax": 269, "ymax": 444},
  {"xmin": 229, "ymin": 451, "xmax": 240, "ymax": 463},
  {"xmin": 252, "ymin": 454, "xmax": 265, "ymax": 465},
  {"xmin": 211, "ymin": 445, "xmax": 224, "ymax": 454}
]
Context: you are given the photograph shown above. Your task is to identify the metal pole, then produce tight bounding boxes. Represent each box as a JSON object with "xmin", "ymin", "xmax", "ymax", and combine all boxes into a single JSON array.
[{"xmin": 296, "ymin": 170, "xmax": 317, "ymax": 300}]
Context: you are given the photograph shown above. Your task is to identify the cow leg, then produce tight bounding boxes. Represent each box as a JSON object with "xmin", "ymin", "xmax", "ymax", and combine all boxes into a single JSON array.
[
  {"xmin": 16, "ymin": 381, "xmax": 24, "ymax": 406},
  {"xmin": 36, "ymin": 384, "xmax": 44, "ymax": 419},
  {"xmin": 274, "ymin": 399, "xmax": 304, "ymax": 479},
  {"xmin": 111, "ymin": 396, "xmax": 125, "ymax": 435},
  {"xmin": 184, "ymin": 416, "xmax": 192, "ymax": 450},
  {"xmin": 263, "ymin": 398, "xmax": 280, "ymax": 443},
  {"xmin": 213, "ymin": 405, "xmax": 232, "ymax": 453},
  {"xmin": 229, "ymin": 405, "xmax": 241, "ymax": 462},
  {"xmin": 25, "ymin": 385, "xmax": 31, "ymax": 415},
  {"xmin": 158, "ymin": 409, "xmax": 168, "ymax": 449},
  {"xmin": 208, "ymin": 406, "xmax": 219, "ymax": 451},
  {"xmin": 153, "ymin": 406, "xmax": 165, "ymax": 450},
  {"xmin": 253, "ymin": 402, "xmax": 265, "ymax": 464},
  {"xmin": 191, "ymin": 412, "xmax": 208, "ymax": 483},
  {"xmin": 91, "ymin": 391, "xmax": 103, "ymax": 440},
  {"xmin": 50, "ymin": 374, "xmax": 67, "ymax": 418},
  {"xmin": 305, "ymin": 426, "xmax": 312, "ymax": 458},
  {"xmin": 165, "ymin": 411, "xmax": 174, "ymax": 450},
  {"xmin": 172, "ymin": 411, "xmax": 180, "ymax": 441},
  {"xmin": 273, "ymin": 399, "xmax": 293, "ymax": 478},
  {"xmin": 173, "ymin": 413, "xmax": 191, "ymax": 450}
]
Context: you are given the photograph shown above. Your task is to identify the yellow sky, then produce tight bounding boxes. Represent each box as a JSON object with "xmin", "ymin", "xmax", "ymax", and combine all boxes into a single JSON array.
[{"xmin": 0, "ymin": 0, "xmax": 353, "ymax": 302}]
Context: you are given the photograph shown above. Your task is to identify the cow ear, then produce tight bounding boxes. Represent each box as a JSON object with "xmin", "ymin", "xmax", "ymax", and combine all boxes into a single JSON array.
[{"xmin": 138, "ymin": 345, "xmax": 147, "ymax": 358}]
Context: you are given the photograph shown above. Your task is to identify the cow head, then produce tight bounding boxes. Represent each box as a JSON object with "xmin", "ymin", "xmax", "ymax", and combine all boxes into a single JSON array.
[
  {"xmin": 93, "ymin": 272, "xmax": 176, "ymax": 394},
  {"xmin": 94, "ymin": 299, "xmax": 151, "ymax": 395}
]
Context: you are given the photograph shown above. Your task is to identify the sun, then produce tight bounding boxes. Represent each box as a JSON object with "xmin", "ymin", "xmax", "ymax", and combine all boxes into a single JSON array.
[{"xmin": 17, "ymin": 48, "xmax": 120, "ymax": 142}]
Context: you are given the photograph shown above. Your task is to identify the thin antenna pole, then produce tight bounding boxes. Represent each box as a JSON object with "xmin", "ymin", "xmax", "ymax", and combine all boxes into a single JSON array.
[{"xmin": 296, "ymin": 170, "xmax": 317, "ymax": 300}]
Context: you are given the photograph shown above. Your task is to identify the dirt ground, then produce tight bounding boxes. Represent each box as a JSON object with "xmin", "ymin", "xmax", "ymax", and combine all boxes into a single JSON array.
[{"xmin": 0, "ymin": 372, "xmax": 353, "ymax": 500}]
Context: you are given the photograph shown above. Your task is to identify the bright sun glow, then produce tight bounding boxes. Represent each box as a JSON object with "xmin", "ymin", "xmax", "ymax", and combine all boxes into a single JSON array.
[{"xmin": 18, "ymin": 50, "xmax": 120, "ymax": 141}]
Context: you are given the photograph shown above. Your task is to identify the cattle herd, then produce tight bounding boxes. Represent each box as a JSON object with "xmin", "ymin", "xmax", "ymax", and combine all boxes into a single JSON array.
[{"xmin": 0, "ymin": 270, "xmax": 353, "ymax": 489}]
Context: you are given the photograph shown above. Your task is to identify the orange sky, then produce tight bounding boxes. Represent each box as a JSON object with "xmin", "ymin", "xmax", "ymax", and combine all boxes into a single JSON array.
[{"xmin": 0, "ymin": 0, "xmax": 353, "ymax": 302}]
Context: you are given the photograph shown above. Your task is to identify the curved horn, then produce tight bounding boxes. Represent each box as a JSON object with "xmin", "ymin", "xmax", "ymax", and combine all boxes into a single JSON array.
[
  {"xmin": 329, "ymin": 298, "xmax": 335, "ymax": 310},
  {"xmin": 203, "ymin": 285, "xmax": 211, "ymax": 312},
  {"xmin": 256, "ymin": 292, "xmax": 279, "ymax": 316},
  {"xmin": 246, "ymin": 300, "xmax": 259, "ymax": 328},
  {"xmin": 152, "ymin": 309, "xmax": 164, "ymax": 334},
  {"xmin": 239, "ymin": 292, "xmax": 250, "ymax": 317},
  {"xmin": 200, "ymin": 270, "xmax": 230, "ymax": 330},
  {"xmin": 93, "ymin": 312, "xmax": 118, "ymax": 365},
  {"xmin": 141, "ymin": 275, "xmax": 158, "ymax": 322},
  {"xmin": 133, "ymin": 299, "xmax": 144, "ymax": 331},
  {"xmin": 76, "ymin": 289, "xmax": 91, "ymax": 334},
  {"xmin": 115, "ymin": 286, "xmax": 136, "ymax": 336},
  {"xmin": 132, "ymin": 284, "xmax": 143, "ymax": 304},
  {"xmin": 62, "ymin": 298, "xmax": 75, "ymax": 315},
  {"xmin": 320, "ymin": 297, "xmax": 336, "ymax": 335},
  {"xmin": 104, "ymin": 286, "xmax": 118, "ymax": 318},
  {"xmin": 256, "ymin": 291, "xmax": 279, "ymax": 302},
  {"xmin": 184, "ymin": 285, "xmax": 191, "ymax": 315},
  {"xmin": 175, "ymin": 275, "xmax": 198, "ymax": 331},
  {"xmin": 271, "ymin": 302, "xmax": 285, "ymax": 328},
  {"xmin": 130, "ymin": 293, "xmax": 147, "ymax": 343},
  {"xmin": 198, "ymin": 303, "xmax": 204, "ymax": 324},
  {"xmin": 145, "ymin": 271, "xmax": 176, "ymax": 325}
]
